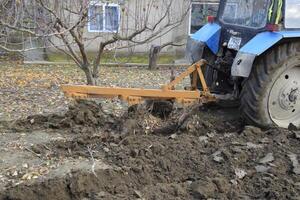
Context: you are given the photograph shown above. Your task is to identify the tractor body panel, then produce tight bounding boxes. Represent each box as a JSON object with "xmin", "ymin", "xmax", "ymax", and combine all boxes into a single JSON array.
[
  {"xmin": 231, "ymin": 32, "xmax": 283, "ymax": 77},
  {"xmin": 238, "ymin": 32, "xmax": 283, "ymax": 55},
  {"xmin": 185, "ymin": 40, "xmax": 205, "ymax": 64},
  {"xmin": 232, "ymin": 31, "xmax": 300, "ymax": 77},
  {"xmin": 185, "ymin": 23, "xmax": 221, "ymax": 63},
  {"xmin": 190, "ymin": 23, "xmax": 221, "ymax": 54}
]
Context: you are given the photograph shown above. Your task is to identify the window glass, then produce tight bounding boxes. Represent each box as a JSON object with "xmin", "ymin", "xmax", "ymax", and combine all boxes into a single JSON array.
[
  {"xmin": 89, "ymin": 5, "xmax": 103, "ymax": 31},
  {"xmin": 220, "ymin": 0, "xmax": 270, "ymax": 28},
  {"xmin": 190, "ymin": 2, "xmax": 219, "ymax": 34},
  {"xmin": 285, "ymin": 0, "xmax": 300, "ymax": 28},
  {"xmin": 88, "ymin": 4, "xmax": 119, "ymax": 32},
  {"xmin": 105, "ymin": 6, "xmax": 119, "ymax": 31}
]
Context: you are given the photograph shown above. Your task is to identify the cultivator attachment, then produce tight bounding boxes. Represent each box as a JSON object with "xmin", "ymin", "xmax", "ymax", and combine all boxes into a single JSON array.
[{"xmin": 61, "ymin": 60, "xmax": 216, "ymax": 106}]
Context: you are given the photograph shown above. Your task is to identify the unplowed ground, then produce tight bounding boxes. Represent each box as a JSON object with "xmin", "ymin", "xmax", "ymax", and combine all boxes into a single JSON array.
[{"xmin": 0, "ymin": 65, "xmax": 300, "ymax": 200}]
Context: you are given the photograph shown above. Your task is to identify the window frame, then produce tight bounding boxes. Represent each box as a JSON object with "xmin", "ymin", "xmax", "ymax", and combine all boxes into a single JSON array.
[
  {"xmin": 284, "ymin": 0, "xmax": 300, "ymax": 29},
  {"xmin": 88, "ymin": 1, "xmax": 120, "ymax": 33},
  {"xmin": 189, "ymin": 1, "xmax": 219, "ymax": 35}
]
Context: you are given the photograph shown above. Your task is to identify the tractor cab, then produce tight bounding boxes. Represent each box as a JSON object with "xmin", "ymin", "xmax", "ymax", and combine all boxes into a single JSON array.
[{"xmin": 218, "ymin": 0, "xmax": 277, "ymax": 50}]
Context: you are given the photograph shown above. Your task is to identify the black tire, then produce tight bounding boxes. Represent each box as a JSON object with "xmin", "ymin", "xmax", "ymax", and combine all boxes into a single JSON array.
[{"xmin": 240, "ymin": 41, "xmax": 300, "ymax": 128}]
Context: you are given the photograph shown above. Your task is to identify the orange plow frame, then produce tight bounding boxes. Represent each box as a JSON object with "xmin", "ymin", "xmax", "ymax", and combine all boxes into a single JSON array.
[{"xmin": 61, "ymin": 60, "xmax": 216, "ymax": 106}]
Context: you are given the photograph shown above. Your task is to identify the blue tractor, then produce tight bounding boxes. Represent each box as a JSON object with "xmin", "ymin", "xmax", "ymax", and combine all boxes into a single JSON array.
[{"xmin": 186, "ymin": 0, "xmax": 300, "ymax": 128}]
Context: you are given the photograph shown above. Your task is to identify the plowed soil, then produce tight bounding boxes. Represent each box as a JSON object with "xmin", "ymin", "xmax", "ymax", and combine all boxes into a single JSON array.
[{"xmin": 0, "ymin": 100, "xmax": 300, "ymax": 200}]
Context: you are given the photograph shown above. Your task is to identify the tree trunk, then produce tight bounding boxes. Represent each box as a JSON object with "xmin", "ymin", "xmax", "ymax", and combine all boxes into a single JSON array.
[
  {"xmin": 92, "ymin": 61, "xmax": 100, "ymax": 86},
  {"xmin": 43, "ymin": 47, "xmax": 49, "ymax": 61},
  {"xmin": 83, "ymin": 67, "xmax": 97, "ymax": 85},
  {"xmin": 148, "ymin": 45, "xmax": 161, "ymax": 70}
]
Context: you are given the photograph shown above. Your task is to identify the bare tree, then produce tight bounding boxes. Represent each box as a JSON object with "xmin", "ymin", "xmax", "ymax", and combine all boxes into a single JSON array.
[{"xmin": 0, "ymin": 0, "xmax": 190, "ymax": 85}]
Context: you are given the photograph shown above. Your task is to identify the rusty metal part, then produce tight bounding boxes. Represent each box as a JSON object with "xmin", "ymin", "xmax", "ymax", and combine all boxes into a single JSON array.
[{"xmin": 61, "ymin": 60, "xmax": 216, "ymax": 106}]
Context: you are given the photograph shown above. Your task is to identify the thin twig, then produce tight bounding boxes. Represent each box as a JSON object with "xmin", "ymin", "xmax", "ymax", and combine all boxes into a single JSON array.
[
  {"xmin": 87, "ymin": 145, "xmax": 97, "ymax": 178},
  {"xmin": 24, "ymin": 147, "xmax": 41, "ymax": 158}
]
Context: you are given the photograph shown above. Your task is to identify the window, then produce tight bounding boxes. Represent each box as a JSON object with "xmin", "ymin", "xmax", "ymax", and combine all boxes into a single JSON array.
[
  {"xmin": 189, "ymin": 2, "xmax": 219, "ymax": 34},
  {"xmin": 285, "ymin": 0, "xmax": 300, "ymax": 28},
  {"xmin": 220, "ymin": 0, "xmax": 270, "ymax": 28},
  {"xmin": 88, "ymin": 2, "xmax": 120, "ymax": 32}
]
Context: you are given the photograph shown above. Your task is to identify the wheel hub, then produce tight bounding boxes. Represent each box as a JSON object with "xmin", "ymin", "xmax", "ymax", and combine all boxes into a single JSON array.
[
  {"xmin": 268, "ymin": 67, "xmax": 300, "ymax": 128},
  {"xmin": 289, "ymin": 88, "xmax": 298, "ymax": 103},
  {"xmin": 278, "ymin": 87, "xmax": 298, "ymax": 110}
]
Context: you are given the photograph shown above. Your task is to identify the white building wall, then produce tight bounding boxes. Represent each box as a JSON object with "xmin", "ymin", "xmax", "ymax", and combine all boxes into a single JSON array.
[{"xmin": 48, "ymin": 0, "xmax": 220, "ymax": 55}]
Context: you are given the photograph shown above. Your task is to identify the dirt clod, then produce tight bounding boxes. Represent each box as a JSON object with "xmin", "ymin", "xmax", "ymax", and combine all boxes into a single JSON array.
[
  {"xmin": 190, "ymin": 178, "xmax": 217, "ymax": 199},
  {"xmin": 259, "ymin": 153, "xmax": 274, "ymax": 164},
  {"xmin": 9, "ymin": 100, "xmax": 118, "ymax": 133}
]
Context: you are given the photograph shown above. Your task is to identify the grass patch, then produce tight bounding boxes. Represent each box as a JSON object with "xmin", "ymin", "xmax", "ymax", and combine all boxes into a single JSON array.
[{"xmin": 47, "ymin": 52, "xmax": 177, "ymax": 64}]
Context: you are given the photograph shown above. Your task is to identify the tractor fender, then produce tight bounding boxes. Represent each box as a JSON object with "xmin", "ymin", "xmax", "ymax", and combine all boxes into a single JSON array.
[
  {"xmin": 232, "ymin": 31, "xmax": 300, "ymax": 77},
  {"xmin": 186, "ymin": 23, "xmax": 221, "ymax": 63},
  {"xmin": 185, "ymin": 38, "xmax": 206, "ymax": 64}
]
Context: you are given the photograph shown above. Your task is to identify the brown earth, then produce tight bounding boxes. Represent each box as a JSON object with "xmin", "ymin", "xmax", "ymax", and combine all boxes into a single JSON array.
[{"xmin": 0, "ymin": 100, "xmax": 300, "ymax": 200}]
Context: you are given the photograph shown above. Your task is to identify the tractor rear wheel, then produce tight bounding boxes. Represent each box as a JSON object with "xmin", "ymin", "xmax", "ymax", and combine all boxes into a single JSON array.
[{"xmin": 240, "ymin": 42, "xmax": 300, "ymax": 128}]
